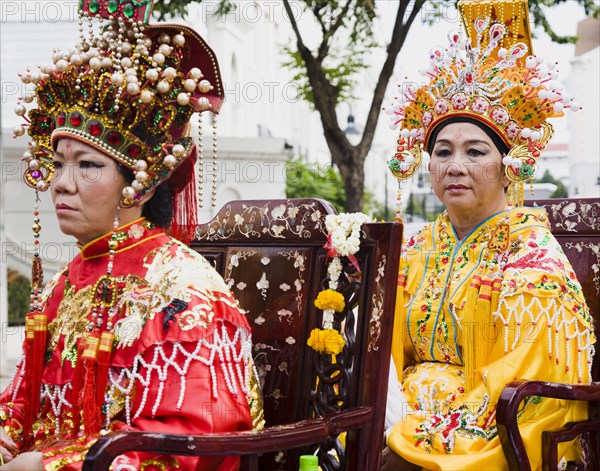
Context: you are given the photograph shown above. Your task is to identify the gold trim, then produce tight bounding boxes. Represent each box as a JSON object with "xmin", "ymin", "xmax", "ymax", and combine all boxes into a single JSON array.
[{"xmin": 83, "ymin": 233, "xmax": 165, "ymax": 261}]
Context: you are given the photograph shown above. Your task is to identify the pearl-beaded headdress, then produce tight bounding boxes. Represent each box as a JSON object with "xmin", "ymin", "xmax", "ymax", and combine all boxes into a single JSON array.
[
  {"xmin": 14, "ymin": 0, "xmax": 223, "ymax": 208},
  {"xmin": 385, "ymin": 0, "xmax": 579, "ymax": 205}
]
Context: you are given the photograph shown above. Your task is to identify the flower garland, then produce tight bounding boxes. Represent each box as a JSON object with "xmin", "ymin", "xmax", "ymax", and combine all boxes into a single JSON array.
[{"xmin": 308, "ymin": 212, "xmax": 372, "ymax": 355}]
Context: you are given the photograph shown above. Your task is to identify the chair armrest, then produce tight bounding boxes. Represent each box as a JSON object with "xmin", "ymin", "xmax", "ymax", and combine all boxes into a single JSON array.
[
  {"xmin": 497, "ymin": 380, "xmax": 600, "ymax": 471},
  {"xmin": 82, "ymin": 406, "xmax": 374, "ymax": 471}
]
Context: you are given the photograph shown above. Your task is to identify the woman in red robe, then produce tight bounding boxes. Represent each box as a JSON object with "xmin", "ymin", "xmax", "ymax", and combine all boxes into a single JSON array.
[{"xmin": 0, "ymin": 2, "xmax": 261, "ymax": 469}]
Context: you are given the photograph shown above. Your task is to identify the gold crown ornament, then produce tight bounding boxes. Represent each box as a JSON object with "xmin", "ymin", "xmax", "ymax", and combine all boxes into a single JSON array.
[
  {"xmin": 384, "ymin": 0, "xmax": 579, "ymax": 206},
  {"xmin": 14, "ymin": 0, "xmax": 224, "ymax": 208}
]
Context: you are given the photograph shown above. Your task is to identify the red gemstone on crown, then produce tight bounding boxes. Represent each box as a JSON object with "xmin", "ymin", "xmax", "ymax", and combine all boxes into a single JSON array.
[
  {"xmin": 107, "ymin": 131, "xmax": 123, "ymax": 147},
  {"xmin": 465, "ymin": 72, "xmax": 473, "ymax": 83},
  {"xmin": 88, "ymin": 121, "xmax": 102, "ymax": 136},
  {"xmin": 70, "ymin": 112, "xmax": 82, "ymax": 127},
  {"xmin": 127, "ymin": 144, "xmax": 142, "ymax": 158},
  {"xmin": 57, "ymin": 112, "xmax": 66, "ymax": 126}
]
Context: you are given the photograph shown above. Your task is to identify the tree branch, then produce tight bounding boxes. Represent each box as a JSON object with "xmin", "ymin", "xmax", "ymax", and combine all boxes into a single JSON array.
[
  {"xmin": 359, "ymin": 0, "xmax": 425, "ymax": 153},
  {"xmin": 283, "ymin": 0, "xmax": 341, "ymax": 149},
  {"xmin": 313, "ymin": 3, "xmax": 328, "ymax": 36},
  {"xmin": 316, "ymin": 0, "xmax": 354, "ymax": 63},
  {"xmin": 283, "ymin": 0, "xmax": 311, "ymax": 58}
]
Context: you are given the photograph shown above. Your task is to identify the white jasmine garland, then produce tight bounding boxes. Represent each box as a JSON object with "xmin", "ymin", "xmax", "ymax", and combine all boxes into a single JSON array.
[
  {"xmin": 320, "ymin": 212, "xmax": 372, "ymax": 329},
  {"xmin": 325, "ymin": 212, "xmax": 372, "ymax": 257},
  {"xmin": 328, "ymin": 256, "xmax": 342, "ymax": 290},
  {"xmin": 322, "ymin": 309, "xmax": 335, "ymax": 329}
]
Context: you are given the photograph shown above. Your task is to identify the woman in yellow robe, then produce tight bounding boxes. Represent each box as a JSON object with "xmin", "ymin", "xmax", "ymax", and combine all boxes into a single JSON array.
[
  {"xmin": 381, "ymin": 1, "xmax": 595, "ymax": 469},
  {"xmin": 385, "ymin": 202, "xmax": 594, "ymax": 470}
]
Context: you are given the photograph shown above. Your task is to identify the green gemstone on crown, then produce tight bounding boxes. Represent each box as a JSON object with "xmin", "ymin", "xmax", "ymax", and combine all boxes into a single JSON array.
[
  {"xmin": 107, "ymin": 0, "xmax": 119, "ymax": 14},
  {"xmin": 123, "ymin": 3, "xmax": 134, "ymax": 18},
  {"xmin": 388, "ymin": 158, "xmax": 402, "ymax": 171},
  {"xmin": 520, "ymin": 164, "xmax": 534, "ymax": 178},
  {"xmin": 89, "ymin": 0, "xmax": 99, "ymax": 13}
]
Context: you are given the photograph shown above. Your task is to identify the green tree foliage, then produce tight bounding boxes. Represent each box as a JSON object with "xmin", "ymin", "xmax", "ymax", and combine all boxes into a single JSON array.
[
  {"xmin": 8, "ymin": 269, "xmax": 30, "ymax": 326},
  {"xmin": 285, "ymin": 158, "xmax": 387, "ymax": 218},
  {"xmin": 535, "ymin": 169, "xmax": 569, "ymax": 198},
  {"xmin": 285, "ymin": 158, "xmax": 346, "ymax": 213}
]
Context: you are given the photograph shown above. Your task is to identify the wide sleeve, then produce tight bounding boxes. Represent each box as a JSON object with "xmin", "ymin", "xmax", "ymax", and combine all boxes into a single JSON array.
[
  {"xmin": 0, "ymin": 349, "xmax": 28, "ymax": 450},
  {"xmin": 0, "ymin": 266, "xmax": 67, "ymax": 453}
]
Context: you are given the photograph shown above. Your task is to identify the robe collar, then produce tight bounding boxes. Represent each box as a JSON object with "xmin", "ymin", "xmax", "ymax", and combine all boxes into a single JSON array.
[{"xmin": 80, "ymin": 218, "xmax": 163, "ymax": 260}]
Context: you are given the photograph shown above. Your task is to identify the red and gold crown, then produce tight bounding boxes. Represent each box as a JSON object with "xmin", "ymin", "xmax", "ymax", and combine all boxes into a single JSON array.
[
  {"xmin": 14, "ymin": 0, "xmax": 223, "ymax": 207},
  {"xmin": 385, "ymin": 0, "xmax": 579, "ymax": 187}
]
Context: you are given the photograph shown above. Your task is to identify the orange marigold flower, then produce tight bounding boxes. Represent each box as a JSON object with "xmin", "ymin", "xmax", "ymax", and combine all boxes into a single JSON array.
[
  {"xmin": 307, "ymin": 328, "xmax": 345, "ymax": 355},
  {"xmin": 314, "ymin": 289, "xmax": 345, "ymax": 312}
]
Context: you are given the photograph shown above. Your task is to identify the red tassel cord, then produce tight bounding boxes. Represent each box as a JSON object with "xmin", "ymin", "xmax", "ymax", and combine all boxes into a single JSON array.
[
  {"xmin": 80, "ymin": 334, "xmax": 102, "ymax": 435},
  {"xmin": 170, "ymin": 147, "xmax": 198, "ymax": 244},
  {"xmin": 68, "ymin": 337, "xmax": 87, "ymax": 438},
  {"xmin": 21, "ymin": 315, "xmax": 36, "ymax": 448},
  {"xmin": 94, "ymin": 331, "xmax": 115, "ymax": 427}
]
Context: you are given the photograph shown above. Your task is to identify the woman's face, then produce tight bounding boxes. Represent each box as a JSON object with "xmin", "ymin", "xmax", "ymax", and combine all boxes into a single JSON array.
[
  {"xmin": 429, "ymin": 122, "xmax": 509, "ymax": 223},
  {"xmin": 51, "ymin": 139, "xmax": 129, "ymax": 245}
]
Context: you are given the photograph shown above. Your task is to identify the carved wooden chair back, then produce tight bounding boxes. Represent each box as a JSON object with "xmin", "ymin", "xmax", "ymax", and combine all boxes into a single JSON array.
[
  {"xmin": 497, "ymin": 198, "xmax": 600, "ymax": 471},
  {"xmin": 82, "ymin": 198, "xmax": 402, "ymax": 470},
  {"xmin": 526, "ymin": 198, "xmax": 600, "ymax": 380},
  {"xmin": 189, "ymin": 198, "xmax": 402, "ymax": 470}
]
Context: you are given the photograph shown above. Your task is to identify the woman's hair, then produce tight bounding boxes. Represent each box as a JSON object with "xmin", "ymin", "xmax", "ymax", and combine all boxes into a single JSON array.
[
  {"xmin": 427, "ymin": 117, "xmax": 510, "ymax": 156},
  {"xmin": 118, "ymin": 166, "xmax": 173, "ymax": 227}
]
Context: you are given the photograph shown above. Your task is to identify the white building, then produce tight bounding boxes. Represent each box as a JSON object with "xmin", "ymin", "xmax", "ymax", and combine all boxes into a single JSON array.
[{"xmin": 568, "ymin": 16, "xmax": 600, "ymax": 198}]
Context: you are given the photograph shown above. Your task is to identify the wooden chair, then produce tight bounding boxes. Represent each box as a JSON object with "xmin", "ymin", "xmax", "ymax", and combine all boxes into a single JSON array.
[
  {"xmin": 497, "ymin": 198, "xmax": 600, "ymax": 471},
  {"xmin": 82, "ymin": 198, "xmax": 403, "ymax": 471}
]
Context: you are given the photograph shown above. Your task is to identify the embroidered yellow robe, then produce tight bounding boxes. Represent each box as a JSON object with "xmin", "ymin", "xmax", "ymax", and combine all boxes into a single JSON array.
[{"xmin": 387, "ymin": 207, "xmax": 595, "ymax": 470}]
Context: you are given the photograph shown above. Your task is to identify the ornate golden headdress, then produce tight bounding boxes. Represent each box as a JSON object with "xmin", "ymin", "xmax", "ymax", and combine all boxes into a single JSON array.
[
  {"xmin": 385, "ymin": 0, "xmax": 579, "ymax": 205},
  {"xmin": 14, "ymin": 0, "xmax": 223, "ymax": 208}
]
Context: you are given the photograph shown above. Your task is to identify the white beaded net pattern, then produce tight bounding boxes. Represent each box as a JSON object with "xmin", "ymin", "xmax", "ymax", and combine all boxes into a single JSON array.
[{"xmin": 7, "ymin": 324, "xmax": 252, "ymax": 433}]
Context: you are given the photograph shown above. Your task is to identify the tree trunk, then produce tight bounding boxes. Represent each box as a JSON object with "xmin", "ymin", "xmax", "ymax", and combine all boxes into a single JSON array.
[{"xmin": 334, "ymin": 146, "xmax": 366, "ymax": 213}]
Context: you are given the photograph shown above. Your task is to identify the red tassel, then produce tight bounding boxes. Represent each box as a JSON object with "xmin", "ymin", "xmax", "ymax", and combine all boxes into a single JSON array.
[
  {"xmin": 21, "ymin": 315, "xmax": 36, "ymax": 448},
  {"xmin": 22, "ymin": 250, "xmax": 45, "ymax": 448},
  {"xmin": 68, "ymin": 337, "xmax": 87, "ymax": 438},
  {"xmin": 95, "ymin": 332, "xmax": 114, "ymax": 415},
  {"xmin": 170, "ymin": 146, "xmax": 198, "ymax": 244},
  {"xmin": 81, "ymin": 334, "xmax": 102, "ymax": 435},
  {"xmin": 30, "ymin": 314, "xmax": 47, "ymax": 410},
  {"xmin": 21, "ymin": 313, "xmax": 47, "ymax": 449}
]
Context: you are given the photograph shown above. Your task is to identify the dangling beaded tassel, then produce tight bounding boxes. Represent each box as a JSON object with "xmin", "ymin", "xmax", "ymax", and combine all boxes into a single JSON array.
[
  {"xmin": 80, "ymin": 209, "xmax": 120, "ymax": 435},
  {"xmin": 212, "ymin": 114, "xmax": 218, "ymax": 207},
  {"xmin": 74, "ymin": 9, "xmax": 87, "ymax": 92},
  {"xmin": 529, "ymin": 177, "xmax": 535, "ymax": 199},
  {"xmin": 518, "ymin": 180, "xmax": 525, "ymax": 207},
  {"xmin": 95, "ymin": 212, "xmax": 120, "ymax": 425},
  {"xmin": 22, "ymin": 192, "xmax": 47, "ymax": 448},
  {"xmin": 197, "ymin": 112, "xmax": 204, "ymax": 208},
  {"xmin": 394, "ymin": 180, "xmax": 403, "ymax": 223},
  {"xmin": 110, "ymin": 18, "xmax": 126, "ymax": 111}
]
